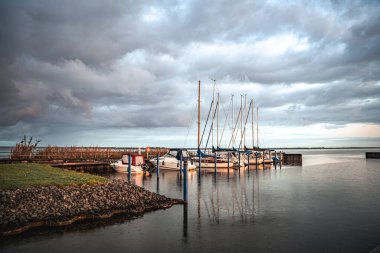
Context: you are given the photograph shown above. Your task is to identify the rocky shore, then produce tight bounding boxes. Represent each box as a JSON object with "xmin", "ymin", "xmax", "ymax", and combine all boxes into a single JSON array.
[{"xmin": 0, "ymin": 180, "xmax": 184, "ymax": 236}]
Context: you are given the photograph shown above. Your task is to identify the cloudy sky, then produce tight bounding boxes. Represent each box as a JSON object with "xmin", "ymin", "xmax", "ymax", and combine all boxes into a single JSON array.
[{"xmin": 1, "ymin": 0, "xmax": 380, "ymax": 148}]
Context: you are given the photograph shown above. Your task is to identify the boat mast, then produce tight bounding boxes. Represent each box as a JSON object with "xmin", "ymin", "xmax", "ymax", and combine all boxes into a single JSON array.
[
  {"xmin": 217, "ymin": 92, "xmax": 219, "ymax": 147},
  {"xmin": 257, "ymin": 107, "xmax": 259, "ymax": 148},
  {"xmin": 212, "ymin": 79, "xmax": 216, "ymax": 149},
  {"xmin": 240, "ymin": 94, "xmax": 243, "ymax": 149},
  {"xmin": 252, "ymin": 100, "xmax": 254, "ymax": 148},
  {"xmin": 198, "ymin": 80, "xmax": 201, "ymax": 150},
  {"xmin": 244, "ymin": 94, "xmax": 247, "ymax": 147},
  {"xmin": 231, "ymin": 95, "xmax": 234, "ymax": 131}
]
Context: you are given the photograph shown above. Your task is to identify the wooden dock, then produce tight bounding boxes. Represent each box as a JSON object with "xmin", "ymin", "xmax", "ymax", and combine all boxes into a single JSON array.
[
  {"xmin": 283, "ymin": 153, "xmax": 302, "ymax": 166},
  {"xmin": 366, "ymin": 152, "xmax": 380, "ymax": 159},
  {"xmin": 50, "ymin": 162, "xmax": 113, "ymax": 173}
]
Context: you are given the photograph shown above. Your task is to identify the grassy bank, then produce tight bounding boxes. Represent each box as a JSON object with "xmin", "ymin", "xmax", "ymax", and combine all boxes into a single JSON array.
[{"xmin": 0, "ymin": 163, "xmax": 109, "ymax": 190}]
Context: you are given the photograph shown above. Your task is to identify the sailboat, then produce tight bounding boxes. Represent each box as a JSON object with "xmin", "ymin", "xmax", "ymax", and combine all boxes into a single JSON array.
[{"xmin": 195, "ymin": 80, "xmax": 233, "ymax": 170}]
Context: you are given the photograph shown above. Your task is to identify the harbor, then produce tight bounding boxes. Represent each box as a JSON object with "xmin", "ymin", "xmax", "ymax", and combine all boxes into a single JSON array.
[
  {"xmin": 1, "ymin": 1, "xmax": 380, "ymax": 252},
  {"xmin": 1, "ymin": 149, "xmax": 380, "ymax": 252}
]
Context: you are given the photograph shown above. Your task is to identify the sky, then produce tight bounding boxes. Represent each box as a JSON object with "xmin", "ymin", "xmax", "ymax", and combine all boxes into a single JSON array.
[{"xmin": 0, "ymin": 0, "xmax": 380, "ymax": 148}]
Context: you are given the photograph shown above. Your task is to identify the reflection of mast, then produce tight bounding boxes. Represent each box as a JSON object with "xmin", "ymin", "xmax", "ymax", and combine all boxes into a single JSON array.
[{"xmin": 183, "ymin": 204, "xmax": 188, "ymax": 239}]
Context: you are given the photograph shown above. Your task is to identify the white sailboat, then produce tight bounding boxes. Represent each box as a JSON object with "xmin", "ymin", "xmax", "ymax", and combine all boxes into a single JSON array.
[{"xmin": 195, "ymin": 80, "xmax": 234, "ymax": 169}]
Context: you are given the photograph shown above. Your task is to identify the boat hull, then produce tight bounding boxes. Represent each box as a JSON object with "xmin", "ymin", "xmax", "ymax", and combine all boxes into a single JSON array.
[
  {"xmin": 149, "ymin": 158, "xmax": 196, "ymax": 171},
  {"xmin": 110, "ymin": 161, "xmax": 144, "ymax": 173}
]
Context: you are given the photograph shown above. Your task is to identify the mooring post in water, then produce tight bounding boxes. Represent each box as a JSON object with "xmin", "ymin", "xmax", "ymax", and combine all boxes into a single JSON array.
[
  {"xmin": 180, "ymin": 153, "xmax": 183, "ymax": 176},
  {"xmin": 255, "ymin": 152, "xmax": 258, "ymax": 170},
  {"xmin": 214, "ymin": 152, "xmax": 217, "ymax": 176},
  {"xmin": 198, "ymin": 151, "xmax": 201, "ymax": 177},
  {"xmin": 183, "ymin": 161, "xmax": 188, "ymax": 202},
  {"xmin": 238, "ymin": 150, "xmax": 241, "ymax": 173},
  {"xmin": 247, "ymin": 152, "xmax": 250, "ymax": 173},
  {"xmin": 156, "ymin": 154, "xmax": 159, "ymax": 177},
  {"xmin": 227, "ymin": 152, "xmax": 230, "ymax": 173},
  {"xmin": 128, "ymin": 155, "xmax": 131, "ymax": 181}
]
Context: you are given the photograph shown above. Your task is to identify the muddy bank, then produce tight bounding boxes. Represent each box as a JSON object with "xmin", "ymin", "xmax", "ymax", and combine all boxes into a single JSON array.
[{"xmin": 0, "ymin": 180, "xmax": 184, "ymax": 236}]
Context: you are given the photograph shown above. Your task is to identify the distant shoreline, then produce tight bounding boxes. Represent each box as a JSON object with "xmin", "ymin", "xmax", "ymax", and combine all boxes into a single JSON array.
[{"xmin": 1, "ymin": 146, "xmax": 379, "ymax": 149}]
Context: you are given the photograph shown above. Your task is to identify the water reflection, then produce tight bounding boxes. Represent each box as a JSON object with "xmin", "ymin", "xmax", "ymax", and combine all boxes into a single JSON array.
[
  {"xmin": 4, "ymin": 150, "xmax": 380, "ymax": 253},
  {"xmin": 182, "ymin": 204, "xmax": 188, "ymax": 240},
  {"xmin": 111, "ymin": 166, "xmax": 270, "ymax": 228}
]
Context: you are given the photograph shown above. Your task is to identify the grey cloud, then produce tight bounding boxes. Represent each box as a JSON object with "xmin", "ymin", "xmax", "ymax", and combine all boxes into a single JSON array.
[{"xmin": 0, "ymin": 0, "xmax": 380, "ymax": 145}]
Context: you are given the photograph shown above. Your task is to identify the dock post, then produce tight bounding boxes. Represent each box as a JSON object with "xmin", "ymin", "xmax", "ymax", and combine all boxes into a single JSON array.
[
  {"xmin": 247, "ymin": 152, "xmax": 250, "ymax": 173},
  {"xmin": 156, "ymin": 154, "xmax": 159, "ymax": 177},
  {"xmin": 238, "ymin": 151, "xmax": 241, "ymax": 173},
  {"xmin": 128, "ymin": 155, "xmax": 131, "ymax": 181},
  {"xmin": 198, "ymin": 151, "xmax": 201, "ymax": 177},
  {"xmin": 255, "ymin": 152, "xmax": 258, "ymax": 170},
  {"xmin": 180, "ymin": 154, "xmax": 183, "ymax": 176},
  {"xmin": 214, "ymin": 152, "xmax": 217, "ymax": 176},
  {"xmin": 183, "ymin": 161, "xmax": 188, "ymax": 202},
  {"xmin": 227, "ymin": 152, "xmax": 230, "ymax": 174}
]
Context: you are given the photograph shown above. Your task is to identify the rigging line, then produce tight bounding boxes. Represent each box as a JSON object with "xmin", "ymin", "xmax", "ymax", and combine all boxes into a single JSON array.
[
  {"xmin": 215, "ymin": 85, "xmax": 230, "ymax": 127},
  {"xmin": 204, "ymin": 99, "xmax": 219, "ymax": 152},
  {"xmin": 239, "ymin": 95, "xmax": 248, "ymax": 148},
  {"xmin": 238, "ymin": 99, "xmax": 253, "ymax": 149},
  {"xmin": 231, "ymin": 109, "xmax": 241, "ymax": 148},
  {"xmin": 220, "ymin": 97, "xmax": 231, "ymax": 126},
  {"xmin": 219, "ymin": 97, "xmax": 232, "ymax": 147},
  {"xmin": 228, "ymin": 106, "xmax": 242, "ymax": 148},
  {"xmin": 183, "ymin": 99, "xmax": 198, "ymax": 147},
  {"xmin": 199, "ymin": 99, "xmax": 214, "ymax": 150}
]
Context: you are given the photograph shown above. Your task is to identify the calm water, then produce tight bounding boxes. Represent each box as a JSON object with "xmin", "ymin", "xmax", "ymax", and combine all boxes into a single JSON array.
[{"xmin": 1, "ymin": 149, "xmax": 380, "ymax": 252}]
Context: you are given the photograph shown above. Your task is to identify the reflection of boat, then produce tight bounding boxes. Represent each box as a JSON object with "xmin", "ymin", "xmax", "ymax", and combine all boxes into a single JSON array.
[
  {"xmin": 150, "ymin": 148, "xmax": 196, "ymax": 171},
  {"xmin": 111, "ymin": 154, "xmax": 145, "ymax": 173}
]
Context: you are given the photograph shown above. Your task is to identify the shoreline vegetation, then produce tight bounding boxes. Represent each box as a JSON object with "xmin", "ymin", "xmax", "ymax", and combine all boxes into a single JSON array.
[{"xmin": 0, "ymin": 164, "xmax": 184, "ymax": 236}]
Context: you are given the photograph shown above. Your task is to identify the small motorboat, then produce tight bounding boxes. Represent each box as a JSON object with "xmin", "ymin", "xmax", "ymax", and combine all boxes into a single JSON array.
[
  {"xmin": 111, "ymin": 154, "xmax": 146, "ymax": 173},
  {"xmin": 149, "ymin": 148, "xmax": 196, "ymax": 171}
]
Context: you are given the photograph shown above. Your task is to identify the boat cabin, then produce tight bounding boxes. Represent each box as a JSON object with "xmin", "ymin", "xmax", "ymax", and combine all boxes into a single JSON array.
[
  {"xmin": 122, "ymin": 154, "xmax": 145, "ymax": 166},
  {"xmin": 165, "ymin": 149, "xmax": 192, "ymax": 161}
]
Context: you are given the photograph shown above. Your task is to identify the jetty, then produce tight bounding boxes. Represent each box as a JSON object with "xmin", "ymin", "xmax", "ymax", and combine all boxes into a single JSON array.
[{"xmin": 366, "ymin": 152, "xmax": 380, "ymax": 159}]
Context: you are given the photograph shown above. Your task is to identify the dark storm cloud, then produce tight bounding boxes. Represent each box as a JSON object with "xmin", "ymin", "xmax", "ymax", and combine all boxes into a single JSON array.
[{"xmin": 0, "ymin": 0, "xmax": 380, "ymax": 145}]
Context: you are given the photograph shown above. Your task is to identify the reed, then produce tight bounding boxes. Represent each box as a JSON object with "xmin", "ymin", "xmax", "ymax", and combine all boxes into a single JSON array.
[
  {"xmin": 10, "ymin": 136, "xmax": 41, "ymax": 160},
  {"xmin": 35, "ymin": 146, "xmax": 130, "ymax": 161},
  {"xmin": 9, "ymin": 136, "xmax": 169, "ymax": 161}
]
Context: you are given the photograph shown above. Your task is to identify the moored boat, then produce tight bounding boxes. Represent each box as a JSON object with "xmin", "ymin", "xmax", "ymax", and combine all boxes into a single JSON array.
[
  {"xmin": 149, "ymin": 148, "xmax": 196, "ymax": 171},
  {"xmin": 110, "ymin": 154, "xmax": 145, "ymax": 173}
]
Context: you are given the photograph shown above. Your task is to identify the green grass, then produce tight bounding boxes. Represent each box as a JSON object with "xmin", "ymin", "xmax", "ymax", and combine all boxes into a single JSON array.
[{"xmin": 0, "ymin": 163, "xmax": 109, "ymax": 190}]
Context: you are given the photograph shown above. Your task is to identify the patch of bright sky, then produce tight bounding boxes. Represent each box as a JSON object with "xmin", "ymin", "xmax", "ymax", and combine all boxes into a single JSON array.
[
  {"xmin": 141, "ymin": 6, "xmax": 165, "ymax": 22},
  {"xmin": 259, "ymin": 123, "xmax": 380, "ymax": 147},
  {"xmin": 189, "ymin": 33, "xmax": 310, "ymax": 60}
]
